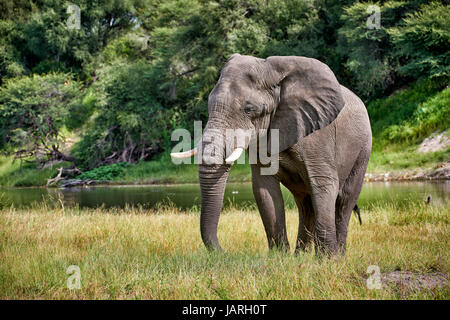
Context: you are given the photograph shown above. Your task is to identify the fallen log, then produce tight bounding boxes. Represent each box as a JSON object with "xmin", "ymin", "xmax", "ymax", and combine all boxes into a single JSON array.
[{"xmin": 46, "ymin": 166, "xmax": 83, "ymax": 186}]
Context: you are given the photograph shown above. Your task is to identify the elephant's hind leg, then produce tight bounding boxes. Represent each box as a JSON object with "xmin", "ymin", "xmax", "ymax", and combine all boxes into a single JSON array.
[
  {"xmin": 310, "ymin": 182, "xmax": 339, "ymax": 256},
  {"xmin": 295, "ymin": 194, "xmax": 315, "ymax": 254},
  {"xmin": 335, "ymin": 148, "xmax": 370, "ymax": 254},
  {"xmin": 334, "ymin": 194, "xmax": 355, "ymax": 255}
]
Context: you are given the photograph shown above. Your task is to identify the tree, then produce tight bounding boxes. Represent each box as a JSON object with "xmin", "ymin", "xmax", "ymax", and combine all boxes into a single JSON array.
[
  {"xmin": 336, "ymin": 0, "xmax": 446, "ymax": 99},
  {"xmin": 72, "ymin": 61, "xmax": 174, "ymax": 169},
  {"xmin": 0, "ymin": 73, "xmax": 85, "ymax": 165},
  {"xmin": 5, "ymin": 0, "xmax": 147, "ymax": 80},
  {"xmin": 388, "ymin": 1, "xmax": 450, "ymax": 80}
]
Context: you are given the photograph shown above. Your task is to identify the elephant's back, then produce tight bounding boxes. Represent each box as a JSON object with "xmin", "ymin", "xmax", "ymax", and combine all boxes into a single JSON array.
[{"xmin": 336, "ymin": 85, "xmax": 372, "ymax": 144}]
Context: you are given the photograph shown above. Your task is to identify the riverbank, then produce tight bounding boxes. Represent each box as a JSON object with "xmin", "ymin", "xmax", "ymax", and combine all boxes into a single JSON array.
[
  {"xmin": 0, "ymin": 200, "xmax": 448, "ymax": 299},
  {"xmin": 365, "ymin": 162, "xmax": 450, "ymax": 182},
  {"xmin": 0, "ymin": 152, "xmax": 449, "ymax": 187}
]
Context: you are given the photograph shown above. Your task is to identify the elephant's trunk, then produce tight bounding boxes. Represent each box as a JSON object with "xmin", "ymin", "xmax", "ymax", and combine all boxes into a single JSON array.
[
  {"xmin": 197, "ymin": 122, "xmax": 232, "ymax": 250},
  {"xmin": 198, "ymin": 164, "xmax": 230, "ymax": 250}
]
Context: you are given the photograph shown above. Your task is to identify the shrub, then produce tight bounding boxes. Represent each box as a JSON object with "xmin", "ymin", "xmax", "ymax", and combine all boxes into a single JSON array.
[
  {"xmin": 77, "ymin": 162, "xmax": 131, "ymax": 181},
  {"xmin": 337, "ymin": 1, "xmax": 448, "ymax": 99}
]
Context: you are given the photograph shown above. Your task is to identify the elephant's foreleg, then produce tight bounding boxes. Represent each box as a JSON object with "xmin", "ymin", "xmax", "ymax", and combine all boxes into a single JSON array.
[
  {"xmin": 295, "ymin": 194, "xmax": 315, "ymax": 254},
  {"xmin": 251, "ymin": 165, "xmax": 289, "ymax": 251}
]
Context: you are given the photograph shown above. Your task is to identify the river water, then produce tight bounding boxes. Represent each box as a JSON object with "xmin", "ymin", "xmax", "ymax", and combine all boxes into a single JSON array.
[{"xmin": 0, "ymin": 181, "xmax": 449, "ymax": 209}]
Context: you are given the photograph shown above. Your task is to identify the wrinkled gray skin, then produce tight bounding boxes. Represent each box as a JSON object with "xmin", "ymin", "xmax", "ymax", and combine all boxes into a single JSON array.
[{"xmin": 199, "ymin": 54, "xmax": 372, "ymax": 256}]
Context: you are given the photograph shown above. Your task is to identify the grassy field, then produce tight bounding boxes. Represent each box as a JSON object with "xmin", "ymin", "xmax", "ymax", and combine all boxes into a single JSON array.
[
  {"xmin": 0, "ymin": 156, "xmax": 71, "ymax": 187},
  {"xmin": 367, "ymin": 147, "xmax": 449, "ymax": 173},
  {"xmin": 0, "ymin": 200, "xmax": 448, "ymax": 299}
]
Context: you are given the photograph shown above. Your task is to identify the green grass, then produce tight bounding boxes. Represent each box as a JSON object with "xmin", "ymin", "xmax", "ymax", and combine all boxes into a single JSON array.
[
  {"xmin": 113, "ymin": 153, "xmax": 200, "ymax": 184},
  {"xmin": 0, "ymin": 200, "xmax": 448, "ymax": 299},
  {"xmin": 0, "ymin": 156, "xmax": 72, "ymax": 187},
  {"xmin": 368, "ymin": 147, "xmax": 449, "ymax": 173},
  {"xmin": 366, "ymin": 78, "xmax": 449, "ymax": 173},
  {"xmin": 367, "ymin": 78, "xmax": 449, "ymax": 146},
  {"xmin": 0, "ymin": 153, "xmax": 252, "ymax": 187}
]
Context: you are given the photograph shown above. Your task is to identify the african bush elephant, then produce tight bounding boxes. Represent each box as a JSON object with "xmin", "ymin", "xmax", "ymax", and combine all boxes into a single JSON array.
[{"xmin": 171, "ymin": 54, "xmax": 372, "ymax": 256}]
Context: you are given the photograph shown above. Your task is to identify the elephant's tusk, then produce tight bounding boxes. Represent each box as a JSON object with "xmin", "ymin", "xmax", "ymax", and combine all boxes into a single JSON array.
[
  {"xmin": 225, "ymin": 148, "xmax": 244, "ymax": 164},
  {"xmin": 170, "ymin": 148, "xmax": 197, "ymax": 159}
]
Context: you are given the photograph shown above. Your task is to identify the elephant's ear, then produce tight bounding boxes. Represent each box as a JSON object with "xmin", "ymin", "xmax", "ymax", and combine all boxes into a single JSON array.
[{"xmin": 267, "ymin": 56, "xmax": 345, "ymax": 153}]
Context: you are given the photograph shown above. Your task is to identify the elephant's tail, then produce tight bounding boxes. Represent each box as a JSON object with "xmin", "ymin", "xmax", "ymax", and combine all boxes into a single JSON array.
[{"xmin": 353, "ymin": 204, "xmax": 362, "ymax": 225}]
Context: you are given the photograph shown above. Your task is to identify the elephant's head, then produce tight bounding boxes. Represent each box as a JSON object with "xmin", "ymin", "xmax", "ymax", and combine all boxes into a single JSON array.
[{"xmin": 172, "ymin": 54, "xmax": 345, "ymax": 250}]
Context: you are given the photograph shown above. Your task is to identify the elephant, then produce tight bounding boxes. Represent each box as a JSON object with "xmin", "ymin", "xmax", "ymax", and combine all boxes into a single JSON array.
[{"xmin": 171, "ymin": 54, "xmax": 372, "ymax": 256}]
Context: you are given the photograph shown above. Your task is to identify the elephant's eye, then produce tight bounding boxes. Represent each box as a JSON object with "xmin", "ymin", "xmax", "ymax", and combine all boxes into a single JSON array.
[{"xmin": 244, "ymin": 104, "xmax": 258, "ymax": 114}]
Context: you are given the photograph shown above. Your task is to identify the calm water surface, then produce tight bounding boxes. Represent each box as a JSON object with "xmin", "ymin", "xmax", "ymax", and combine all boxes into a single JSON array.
[{"xmin": 0, "ymin": 181, "xmax": 449, "ymax": 209}]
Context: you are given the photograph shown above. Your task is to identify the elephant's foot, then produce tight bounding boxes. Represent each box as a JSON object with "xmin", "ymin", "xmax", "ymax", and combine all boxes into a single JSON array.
[
  {"xmin": 313, "ymin": 231, "xmax": 339, "ymax": 257},
  {"xmin": 294, "ymin": 235, "xmax": 314, "ymax": 254},
  {"xmin": 267, "ymin": 233, "xmax": 290, "ymax": 252},
  {"xmin": 336, "ymin": 243, "xmax": 347, "ymax": 256}
]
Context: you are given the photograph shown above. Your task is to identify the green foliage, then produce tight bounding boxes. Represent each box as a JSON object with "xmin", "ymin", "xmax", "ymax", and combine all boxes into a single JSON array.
[
  {"xmin": 0, "ymin": 72, "xmax": 85, "ymax": 161},
  {"xmin": 381, "ymin": 89, "xmax": 450, "ymax": 145},
  {"xmin": 2, "ymin": 0, "xmax": 147, "ymax": 79},
  {"xmin": 0, "ymin": 20, "xmax": 25, "ymax": 81},
  {"xmin": 0, "ymin": 0, "xmax": 34, "ymax": 21},
  {"xmin": 103, "ymin": 32, "xmax": 151, "ymax": 63},
  {"xmin": 78, "ymin": 162, "xmax": 131, "ymax": 181},
  {"xmin": 367, "ymin": 78, "xmax": 449, "ymax": 147},
  {"xmin": 72, "ymin": 61, "xmax": 176, "ymax": 169},
  {"xmin": 388, "ymin": 2, "xmax": 450, "ymax": 79},
  {"xmin": 337, "ymin": 1, "xmax": 449, "ymax": 98},
  {"xmin": 364, "ymin": 75, "xmax": 450, "ymax": 173}
]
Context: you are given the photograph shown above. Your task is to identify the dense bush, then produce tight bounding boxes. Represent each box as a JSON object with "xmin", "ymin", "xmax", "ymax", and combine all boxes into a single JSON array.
[
  {"xmin": 0, "ymin": 20, "xmax": 25, "ymax": 81},
  {"xmin": 4, "ymin": 0, "xmax": 146, "ymax": 78},
  {"xmin": 336, "ymin": 0, "xmax": 449, "ymax": 98},
  {"xmin": 77, "ymin": 162, "xmax": 131, "ymax": 181}
]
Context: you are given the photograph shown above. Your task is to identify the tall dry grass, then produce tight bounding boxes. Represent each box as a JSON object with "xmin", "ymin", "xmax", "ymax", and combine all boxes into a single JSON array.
[{"xmin": 0, "ymin": 200, "xmax": 448, "ymax": 299}]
